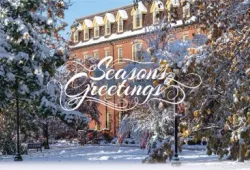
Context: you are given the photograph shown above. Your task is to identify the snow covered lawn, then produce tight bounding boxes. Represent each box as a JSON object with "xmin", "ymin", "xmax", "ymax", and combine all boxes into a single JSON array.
[{"xmin": 0, "ymin": 145, "xmax": 249, "ymax": 170}]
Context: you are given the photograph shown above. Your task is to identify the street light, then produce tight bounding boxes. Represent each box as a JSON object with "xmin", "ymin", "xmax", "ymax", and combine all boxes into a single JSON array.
[
  {"xmin": 14, "ymin": 77, "xmax": 23, "ymax": 161},
  {"xmin": 172, "ymin": 67, "xmax": 181, "ymax": 166}
]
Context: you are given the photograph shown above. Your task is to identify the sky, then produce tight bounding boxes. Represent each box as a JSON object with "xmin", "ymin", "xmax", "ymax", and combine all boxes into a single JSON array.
[{"xmin": 63, "ymin": 0, "xmax": 133, "ymax": 39}]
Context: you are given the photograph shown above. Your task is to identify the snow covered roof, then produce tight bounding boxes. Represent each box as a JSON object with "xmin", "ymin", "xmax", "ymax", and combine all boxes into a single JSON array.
[
  {"xmin": 105, "ymin": 13, "xmax": 115, "ymax": 23},
  {"xmin": 70, "ymin": 17, "xmax": 197, "ymax": 49},
  {"xmin": 77, "ymin": 23, "xmax": 82, "ymax": 31},
  {"xmin": 131, "ymin": 2, "xmax": 148, "ymax": 15},
  {"xmin": 93, "ymin": 16, "xmax": 104, "ymax": 26},
  {"xmin": 71, "ymin": 27, "xmax": 147, "ymax": 48},
  {"xmin": 150, "ymin": 0, "xmax": 164, "ymax": 12},
  {"xmin": 83, "ymin": 19, "xmax": 93, "ymax": 28},
  {"xmin": 116, "ymin": 10, "xmax": 128, "ymax": 20},
  {"xmin": 138, "ymin": 1, "xmax": 148, "ymax": 13}
]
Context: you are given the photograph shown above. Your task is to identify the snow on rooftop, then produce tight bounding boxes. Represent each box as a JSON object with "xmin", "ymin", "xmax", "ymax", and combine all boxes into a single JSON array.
[
  {"xmin": 138, "ymin": 1, "xmax": 148, "ymax": 13},
  {"xmin": 118, "ymin": 10, "xmax": 128, "ymax": 20},
  {"xmin": 84, "ymin": 19, "xmax": 93, "ymax": 28},
  {"xmin": 71, "ymin": 17, "xmax": 197, "ymax": 49},
  {"xmin": 155, "ymin": 0, "xmax": 164, "ymax": 10},
  {"xmin": 77, "ymin": 23, "xmax": 82, "ymax": 31},
  {"xmin": 94, "ymin": 16, "xmax": 104, "ymax": 26},
  {"xmin": 105, "ymin": 13, "xmax": 115, "ymax": 23}
]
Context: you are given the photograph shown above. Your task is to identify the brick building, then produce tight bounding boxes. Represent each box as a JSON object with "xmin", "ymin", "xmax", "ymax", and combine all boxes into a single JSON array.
[{"xmin": 70, "ymin": 0, "xmax": 200, "ymax": 136}]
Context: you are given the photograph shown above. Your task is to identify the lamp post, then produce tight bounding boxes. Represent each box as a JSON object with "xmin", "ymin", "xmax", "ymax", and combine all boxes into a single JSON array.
[
  {"xmin": 172, "ymin": 67, "xmax": 181, "ymax": 165},
  {"xmin": 14, "ymin": 77, "xmax": 23, "ymax": 161}
]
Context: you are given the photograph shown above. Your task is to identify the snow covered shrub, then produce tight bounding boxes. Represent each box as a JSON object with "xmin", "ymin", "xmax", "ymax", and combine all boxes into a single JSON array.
[{"xmin": 142, "ymin": 135, "xmax": 173, "ymax": 164}]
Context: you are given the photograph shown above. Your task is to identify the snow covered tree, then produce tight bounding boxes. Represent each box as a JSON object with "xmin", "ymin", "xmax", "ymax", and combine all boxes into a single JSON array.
[
  {"xmin": 137, "ymin": 0, "xmax": 250, "ymax": 162},
  {"xmin": 0, "ymin": 0, "xmax": 91, "ymax": 152}
]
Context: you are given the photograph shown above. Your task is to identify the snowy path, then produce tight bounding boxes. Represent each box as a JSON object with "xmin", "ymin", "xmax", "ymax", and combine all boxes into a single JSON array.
[{"xmin": 0, "ymin": 145, "xmax": 250, "ymax": 170}]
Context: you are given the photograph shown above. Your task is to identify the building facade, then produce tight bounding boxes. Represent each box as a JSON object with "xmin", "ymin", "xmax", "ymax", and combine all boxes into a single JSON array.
[{"xmin": 70, "ymin": 0, "xmax": 200, "ymax": 136}]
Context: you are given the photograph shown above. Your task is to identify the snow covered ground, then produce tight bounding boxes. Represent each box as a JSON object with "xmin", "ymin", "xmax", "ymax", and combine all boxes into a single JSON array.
[{"xmin": 0, "ymin": 145, "xmax": 250, "ymax": 170}]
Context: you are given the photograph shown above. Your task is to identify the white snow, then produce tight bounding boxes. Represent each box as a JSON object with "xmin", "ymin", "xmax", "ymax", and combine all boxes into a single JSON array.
[
  {"xmin": 84, "ymin": 19, "xmax": 93, "ymax": 28},
  {"xmin": 117, "ymin": 10, "xmax": 128, "ymax": 20},
  {"xmin": 93, "ymin": 16, "xmax": 104, "ymax": 26},
  {"xmin": 0, "ymin": 145, "xmax": 250, "ymax": 170},
  {"xmin": 71, "ymin": 17, "xmax": 196, "ymax": 49},
  {"xmin": 105, "ymin": 13, "xmax": 115, "ymax": 23},
  {"xmin": 154, "ymin": 0, "xmax": 164, "ymax": 11},
  {"xmin": 138, "ymin": 1, "xmax": 148, "ymax": 13}
]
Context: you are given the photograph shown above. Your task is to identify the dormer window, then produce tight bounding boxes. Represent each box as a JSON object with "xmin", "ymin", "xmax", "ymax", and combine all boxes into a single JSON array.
[
  {"xmin": 118, "ymin": 18, "xmax": 123, "ymax": 32},
  {"xmin": 135, "ymin": 10, "xmax": 142, "ymax": 28},
  {"xmin": 105, "ymin": 21, "xmax": 111, "ymax": 35},
  {"xmin": 84, "ymin": 28, "xmax": 89, "ymax": 40},
  {"xmin": 131, "ymin": 2, "xmax": 147, "ymax": 29},
  {"xmin": 150, "ymin": 1, "xmax": 164, "ymax": 25},
  {"xmin": 94, "ymin": 25, "xmax": 99, "ymax": 38},
  {"xmin": 116, "ymin": 10, "xmax": 128, "ymax": 33},
  {"xmin": 73, "ymin": 31, "xmax": 78, "ymax": 43},
  {"xmin": 104, "ymin": 13, "xmax": 115, "ymax": 36},
  {"xmin": 82, "ymin": 19, "xmax": 93, "ymax": 41},
  {"xmin": 183, "ymin": 1, "xmax": 191, "ymax": 18},
  {"xmin": 93, "ymin": 16, "xmax": 104, "ymax": 38},
  {"xmin": 153, "ymin": 8, "xmax": 160, "ymax": 24}
]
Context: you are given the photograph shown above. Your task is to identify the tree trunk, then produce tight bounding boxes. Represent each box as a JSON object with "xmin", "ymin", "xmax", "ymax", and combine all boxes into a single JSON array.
[
  {"xmin": 238, "ymin": 144, "xmax": 245, "ymax": 162},
  {"xmin": 44, "ymin": 122, "xmax": 50, "ymax": 149}
]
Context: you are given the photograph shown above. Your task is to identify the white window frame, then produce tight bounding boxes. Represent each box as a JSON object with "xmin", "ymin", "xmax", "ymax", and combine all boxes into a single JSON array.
[
  {"xmin": 183, "ymin": 2, "xmax": 191, "ymax": 18},
  {"xmin": 183, "ymin": 34, "xmax": 189, "ymax": 41},
  {"xmin": 153, "ymin": 8, "xmax": 160, "ymax": 24},
  {"xmin": 132, "ymin": 43, "xmax": 143, "ymax": 61},
  {"xmin": 107, "ymin": 112, "xmax": 112, "ymax": 130},
  {"xmin": 94, "ymin": 25, "xmax": 99, "ymax": 38},
  {"xmin": 118, "ymin": 48, "xmax": 123, "ymax": 64},
  {"xmin": 118, "ymin": 18, "xmax": 123, "ymax": 32},
  {"xmin": 84, "ymin": 28, "xmax": 89, "ymax": 40},
  {"xmin": 83, "ymin": 53, "xmax": 89, "ymax": 62},
  {"xmin": 73, "ymin": 31, "xmax": 79, "ymax": 43},
  {"xmin": 94, "ymin": 51, "xmax": 99, "ymax": 59},
  {"xmin": 133, "ymin": 9, "xmax": 142, "ymax": 29},
  {"xmin": 105, "ymin": 21, "xmax": 111, "ymax": 35}
]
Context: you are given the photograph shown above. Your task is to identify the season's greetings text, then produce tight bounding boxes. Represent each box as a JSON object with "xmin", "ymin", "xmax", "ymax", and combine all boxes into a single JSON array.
[{"xmin": 53, "ymin": 56, "xmax": 202, "ymax": 111}]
